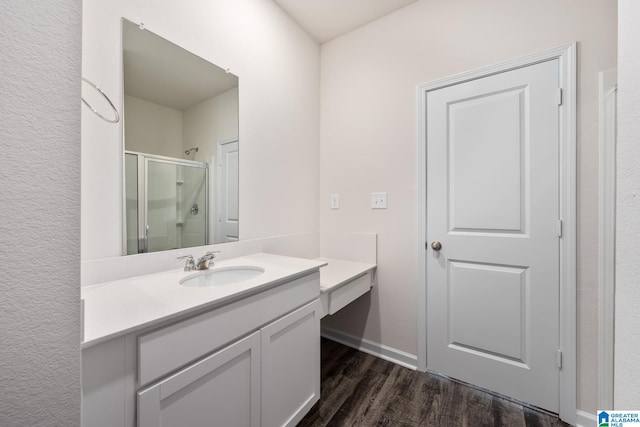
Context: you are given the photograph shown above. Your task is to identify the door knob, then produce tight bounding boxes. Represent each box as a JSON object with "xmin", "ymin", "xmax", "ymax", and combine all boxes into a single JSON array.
[{"xmin": 431, "ymin": 241, "xmax": 442, "ymax": 251}]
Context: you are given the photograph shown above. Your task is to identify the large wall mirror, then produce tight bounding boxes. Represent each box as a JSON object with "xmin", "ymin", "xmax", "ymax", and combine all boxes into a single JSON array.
[{"xmin": 122, "ymin": 19, "xmax": 239, "ymax": 254}]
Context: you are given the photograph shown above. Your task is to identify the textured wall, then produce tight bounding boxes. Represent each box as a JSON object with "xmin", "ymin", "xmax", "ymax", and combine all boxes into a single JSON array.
[
  {"xmin": 319, "ymin": 0, "xmax": 616, "ymax": 414},
  {"xmin": 82, "ymin": 0, "xmax": 320, "ymax": 260},
  {"xmin": 614, "ymin": 0, "xmax": 640, "ymax": 408},
  {"xmin": 0, "ymin": 1, "xmax": 81, "ymax": 426}
]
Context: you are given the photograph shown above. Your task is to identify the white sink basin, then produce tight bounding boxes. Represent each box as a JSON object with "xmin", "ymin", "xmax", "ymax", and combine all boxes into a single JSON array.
[{"xmin": 179, "ymin": 266, "xmax": 266, "ymax": 288}]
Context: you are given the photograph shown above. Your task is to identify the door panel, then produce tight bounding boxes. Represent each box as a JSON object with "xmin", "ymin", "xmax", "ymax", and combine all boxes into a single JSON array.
[
  {"xmin": 449, "ymin": 87, "xmax": 526, "ymax": 233},
  {"xmin": 426, "ymin": 59, "xmax": 560, "ymax": 412},
  {"xmin": 449, "ymin": 261, "xmax": 528, "ymax": 363}
]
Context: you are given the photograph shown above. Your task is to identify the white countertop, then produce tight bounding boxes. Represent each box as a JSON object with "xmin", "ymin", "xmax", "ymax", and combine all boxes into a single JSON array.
[
  {"xmin": 82, "ymin": 253, "xmax": 326, "ymax": 348},
  {"xmin": 317, "ymin": 257, "xmax": 376, "ymax": 292}
]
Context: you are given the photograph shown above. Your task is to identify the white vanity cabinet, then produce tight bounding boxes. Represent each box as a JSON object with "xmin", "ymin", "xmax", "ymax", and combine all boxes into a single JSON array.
[
  {"xmin": 137, "ymin": 299, "xmax": 321, "ymax": 427},
  {"xmin": 82, "ymin": 270, "xmax": 322, "ymax": 427}
]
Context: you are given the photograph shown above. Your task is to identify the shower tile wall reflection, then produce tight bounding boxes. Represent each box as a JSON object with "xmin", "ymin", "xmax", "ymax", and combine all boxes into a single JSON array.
[{"xmin": 180, "ymin": 164, "xmax": 207, "ymax": 249}]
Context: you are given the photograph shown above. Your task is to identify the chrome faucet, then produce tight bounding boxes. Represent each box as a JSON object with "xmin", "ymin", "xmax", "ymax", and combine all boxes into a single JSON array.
[
  {"xmin": 196, "ymin": 251, "xmax": 220, "ymax": 270},
  {"xmin": 177, "ymin": 254, "xmax": 196, "ymax": 271}
]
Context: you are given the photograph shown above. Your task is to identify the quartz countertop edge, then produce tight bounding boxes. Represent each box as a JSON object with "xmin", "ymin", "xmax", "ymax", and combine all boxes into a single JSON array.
[
  {"xmin": 317, "ymin": 257, "xmax": 377, "ymax": 293},
  {"xmin": 81, "ymin": 253, "xmax": 327, "ymax": 349}
]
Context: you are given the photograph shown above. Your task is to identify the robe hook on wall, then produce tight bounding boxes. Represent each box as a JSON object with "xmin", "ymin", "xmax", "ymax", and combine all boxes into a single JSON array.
[{"xmin": 81, "ymin": 77, "xmax": 120, "ymax": 124}]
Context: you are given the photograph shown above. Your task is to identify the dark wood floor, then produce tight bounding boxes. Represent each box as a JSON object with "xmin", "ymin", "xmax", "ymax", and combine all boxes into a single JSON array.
[{"xmin": 298, "ymin": 338, "xmax": 569, "ymax": 427}]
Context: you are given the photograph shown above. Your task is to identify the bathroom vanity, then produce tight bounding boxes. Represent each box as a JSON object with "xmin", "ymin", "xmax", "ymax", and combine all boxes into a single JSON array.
[
  {"xmin": 82, "ymin": 252, "xmax": 375, "ymax": 427},
  {"xmin": 82, "ymin": 254, "xmax": 325, "ymax": 427}
]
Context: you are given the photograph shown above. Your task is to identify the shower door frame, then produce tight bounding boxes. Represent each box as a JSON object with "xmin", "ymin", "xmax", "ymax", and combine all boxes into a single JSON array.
[{"xmin": 124, "ymin": 151, "xmax": 209, "ymax": 254}]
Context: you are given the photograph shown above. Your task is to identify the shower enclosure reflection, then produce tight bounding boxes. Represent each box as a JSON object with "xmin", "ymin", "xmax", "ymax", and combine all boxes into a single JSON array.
[{"xmin": 125, "ymin": 152, "xmax": 208, "ymax": 254}]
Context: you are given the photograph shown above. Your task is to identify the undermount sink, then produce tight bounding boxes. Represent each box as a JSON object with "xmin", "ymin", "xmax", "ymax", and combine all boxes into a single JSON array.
[{"xmin": 179, "ymin": 266, "xmax": 266, "ymax": 288}]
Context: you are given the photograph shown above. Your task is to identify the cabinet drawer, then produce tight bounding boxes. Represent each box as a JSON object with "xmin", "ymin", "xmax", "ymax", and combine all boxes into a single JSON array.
[
  {"xmin": 138, "ymin": 272, "xmax": 319, "ymax": 386},
  {"xmin": 327, "ymin": 272, "xmax": 372, "ymax": 315}
]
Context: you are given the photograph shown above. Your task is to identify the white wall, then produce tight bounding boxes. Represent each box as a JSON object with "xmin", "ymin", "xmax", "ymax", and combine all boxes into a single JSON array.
[
  {"xmin": 82, "ymin": 0, "xmax": 320, "ymax": 260},
  {"xmin": 184, "ymin": 86, "xmax": 239, "ymax": 164},
  {"xmin": 614, "ymin": 0, "xmax": 640, "ymax": 409},
  {"xmin": 319, "ymin": 0, "xmax": 616, "ymax": 414},
  {"xmin": 124, "ymin": 95, "xmax": 184, "ymax": 158},
  {"xmin": 0, "ymin": 1, "xmax": 81, "ymax": 426}
]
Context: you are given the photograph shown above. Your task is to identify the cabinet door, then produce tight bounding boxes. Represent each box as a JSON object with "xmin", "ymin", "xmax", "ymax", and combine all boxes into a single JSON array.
[
  {"xmin": 261, "ymin": 299, "xmax": 321, "ymax": 427},
  {"xmin": 137, "ymin": 331, "xmax": 260, "ymax": 427}
]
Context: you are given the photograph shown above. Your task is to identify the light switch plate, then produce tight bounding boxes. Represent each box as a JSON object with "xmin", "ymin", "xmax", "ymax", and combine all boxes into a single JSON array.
[
  {"xmin": 371, "ymin": 192, "xmax": 387, "ymax": 209},
  {"xmin": 330, "ymin": 194, "xmax": 340, "ymax": 209}
]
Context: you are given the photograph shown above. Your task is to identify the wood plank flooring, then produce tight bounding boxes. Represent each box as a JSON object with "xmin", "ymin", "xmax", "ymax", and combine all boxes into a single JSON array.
[{"xmin": 298, "ymin": 338, "xmax": 569, "ymax": 427}]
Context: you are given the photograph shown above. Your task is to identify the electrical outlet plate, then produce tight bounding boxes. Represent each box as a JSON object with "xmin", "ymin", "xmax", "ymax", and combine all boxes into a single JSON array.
[{"xmin": 371, "ymin": 192, "xmax": 387, "ymax": 209}]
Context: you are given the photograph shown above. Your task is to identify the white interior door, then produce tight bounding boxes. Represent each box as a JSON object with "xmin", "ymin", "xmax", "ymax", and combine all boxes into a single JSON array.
[
  {"xmin": 217, "ymin": 139, "xmax": 239, "ymax": 242},
  {"xmin": 426, "ymin": 59, "xmax": 561, "ymax": 412}
]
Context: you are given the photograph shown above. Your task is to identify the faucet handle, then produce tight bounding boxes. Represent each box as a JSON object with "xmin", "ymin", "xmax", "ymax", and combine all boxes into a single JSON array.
[
  {"xmin": 196, "ymin": 251, "xmax": 220, "ymax": 270},
  {"xmin": 177, "ymin": 254, "xmax": 196, "ymax": 271}
]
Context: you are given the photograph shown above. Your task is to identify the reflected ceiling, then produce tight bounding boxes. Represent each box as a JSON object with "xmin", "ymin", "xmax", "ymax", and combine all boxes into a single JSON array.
[{"xmin": 123, "ymin": 21, "xmax": 238, "ymax": 111}]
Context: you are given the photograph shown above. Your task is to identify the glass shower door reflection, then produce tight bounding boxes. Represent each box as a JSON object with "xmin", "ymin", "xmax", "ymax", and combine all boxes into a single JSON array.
[
  {"xmin": 146, "ymin": 159, "xmax": 208, "ymax": 253},
  {"xmin": 124, "ymin": 153, "xmax": 139, "ymax": 255},
  {"xmin": 124, "ymin": 152, "xmax": 208, "ymax": 254},
  {"xmin": 146, "ymin": 160, "xmax": 179, "ymax": 252}
]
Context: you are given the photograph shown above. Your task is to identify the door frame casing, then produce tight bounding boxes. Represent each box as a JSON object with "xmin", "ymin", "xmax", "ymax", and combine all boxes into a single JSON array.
[
  {"xmin": 597, "ymin": 68, "xmax": 616, "ymax": 410},
  {"xmin": 416, "ymin": 43, "xmax": 577, "ymax": 424}
]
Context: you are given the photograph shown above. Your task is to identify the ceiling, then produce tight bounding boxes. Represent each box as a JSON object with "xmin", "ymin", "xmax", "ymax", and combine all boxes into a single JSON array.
[
  {"xmin": 272, "ymin": 0, "xmax": 419, "ymax": 43},
  {"xmin": 123, "ymin": 20, "xmax": 238, "ymax": 111}
]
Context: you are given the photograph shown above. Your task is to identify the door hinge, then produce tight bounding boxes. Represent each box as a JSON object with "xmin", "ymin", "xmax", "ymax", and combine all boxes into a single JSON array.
[
  {"xmin": 557, "ymin": 349, "xmax": 563, "ymax": 369},
  {"xmin": 556, "ymin": 88, "xmax": 563, "ymax": 106},
  {"xmin": 557, "ymin": 219, "xmax": 563, "ymax": 238}
]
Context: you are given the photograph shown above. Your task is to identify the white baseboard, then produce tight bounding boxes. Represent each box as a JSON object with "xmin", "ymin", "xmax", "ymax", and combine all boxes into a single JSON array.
[
  {"xmin": 321, "ymin": 326, "xmax": 418, "ymax": 370},
  {"xmin": 576, "ymin": 410, "xmax": 596, "ymax": 427}
]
